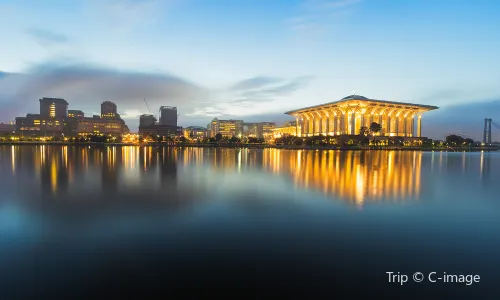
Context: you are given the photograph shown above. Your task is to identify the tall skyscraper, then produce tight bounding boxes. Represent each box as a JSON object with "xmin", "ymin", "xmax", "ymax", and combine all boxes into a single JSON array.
[
  {"xmin": 101, "ymin": 101, "xmax": 118, "ymax": 119},
  {"xmin": 159, "ymin": 106, "xmax": 177, "ymax": 126},
  {"xmin": 39, "ymin": 97, "xmax": 68, "ymax": 118}
]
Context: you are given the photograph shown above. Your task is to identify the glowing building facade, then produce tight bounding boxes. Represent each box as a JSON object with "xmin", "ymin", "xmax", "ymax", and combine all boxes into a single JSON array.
[
  {"xmin": 272, "ymin": 121, "xmax": 297, "ymax": 139},
  {"xmin": 68, "ymin": 110, "xmax": 84, "ymax": 120},
  {"xmin": 76, "ymin": 116, "xmax": 125, "ymax": 136},
  {"xmin": 39, "ymin": 97, "xmax": 68, "ymax": 118},
  {"xmin": 243, "ymin": 122, "xmax": 276, "ymax": 139},
  {"xmin": 210, "ymin": 118, "xmax": 243, "ymax": 137},
  {"xmin": 285, "ymin": 95, "xmax": 438, "ymax": 138},
  {"xmin": 184, "ymin": 126, "xmax": 208, "ymax": 139}
]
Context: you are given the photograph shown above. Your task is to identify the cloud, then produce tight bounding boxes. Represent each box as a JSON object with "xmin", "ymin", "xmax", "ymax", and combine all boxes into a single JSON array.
[
  {"xmin": 0, "ymin": 61, "xmax": 209, "ymax": 129},
  {"xmin": 288, "ymin": 0, "xmax": 363, "ymax": 34},
  {"xmin": 185, "ymin": 76, "xmax": 313, "ymax": 118},
  {"xmin": 25, "ymin": 28, "xmax": 69, "ymax": 47},
  {"xmin": 424, "ymin": 99, "xmax": 500, "ymax": 141},
  {"xmin": 229, "ymin": 76, "xmax": 284, "ymax": 91},
  {"xmin": 85, "ymin": 0, "xmax": 179, "ymax": 34}
]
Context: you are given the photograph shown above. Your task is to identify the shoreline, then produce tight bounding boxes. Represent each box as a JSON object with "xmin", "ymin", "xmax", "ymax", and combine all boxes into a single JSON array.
[{"xmin": 0, "ymin": 141, "xmax": 497, "ymax": 152}]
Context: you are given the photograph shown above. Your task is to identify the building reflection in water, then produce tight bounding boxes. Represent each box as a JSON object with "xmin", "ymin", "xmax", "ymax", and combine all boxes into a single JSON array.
[
  {"xmin": 3, "ymin": 145, "xmax": 496, "ymax": 209},
  {"xmin": 178, "ymin": 148, "xmax": 424, "ymax": 208},
  {"xmin": 261, "ymin": 150, "xmax": 422, "ymax": 208},
  {"xmin": 37, "ymin": 145, "xmax": 69, "ymax": 197}
]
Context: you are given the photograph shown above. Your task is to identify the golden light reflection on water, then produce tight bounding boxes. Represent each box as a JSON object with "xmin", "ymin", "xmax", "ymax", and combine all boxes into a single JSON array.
[
  {"xmin": 261, "ymin": 149, "xmax": 423, "ymax": 207},
  {"xmin": 50, "ymin": 159, "xmax": 58, "ymax": 194},
  {"xmin": 4, "ymin": 146, "xmax": 496, "ymax": 206},
  {"xmin": 11, "ymin": 146, "xmax": 15, "ymax": 174}
]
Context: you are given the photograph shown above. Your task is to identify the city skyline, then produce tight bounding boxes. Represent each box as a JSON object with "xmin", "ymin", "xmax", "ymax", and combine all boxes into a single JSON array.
[{"xmin": 1, "ymin": 0, "xmax": 500, "ymax": 140}]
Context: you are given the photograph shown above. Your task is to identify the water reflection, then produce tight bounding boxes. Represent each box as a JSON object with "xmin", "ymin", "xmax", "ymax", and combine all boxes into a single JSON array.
[
  {"xmin": 261, "ymin": 150, "xmax": 422, "ymax": 208},
  {"xmin": 1, "ymin": 146, "xmax": 498, "ymax": 208}
]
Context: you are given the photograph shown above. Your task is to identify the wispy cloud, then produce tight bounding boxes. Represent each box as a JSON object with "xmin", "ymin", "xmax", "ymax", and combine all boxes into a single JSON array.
[
  {"xmin": 288, "ymin": 0, "xmax": 364, "ymax": 34},
  {"xmin": 185, "ymin": 76, "xmax": 314, "ymax": 118},
  {"xmin": 25, "ymin": 28, "xmax": 69, "ymax": 47},
  {"xmin": 86, "ymin": 0, "xmax": 179, "ymax": 34}
]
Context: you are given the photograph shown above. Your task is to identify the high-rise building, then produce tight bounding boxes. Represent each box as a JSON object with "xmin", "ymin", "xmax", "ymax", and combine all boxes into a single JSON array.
[
  {"xmin": 159, "ymin": 106, "xmax": 177, "ymax": 126},
  {"xmin": 39, "ymin": 97, "xmax": 68, "ymax": 118},
  {"xmin": 139, "ymin": 114, "xmax": 157, "ymax": 128},
  {"xmin": 101, "ymin": 101, "xmax": 118, "ymax": 119}
]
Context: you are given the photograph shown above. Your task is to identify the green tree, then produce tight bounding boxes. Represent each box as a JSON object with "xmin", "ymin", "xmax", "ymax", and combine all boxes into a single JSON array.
[
  {"xmin": 445, "ymin": 134, "xmax": 463, "ymax": 145},
  {"xmin": 229, "ymin": 136, "xmax": 240, "ymax": 143},
  {"xmin": 359, "ymin": 126, "xmax": 369, "ymax": 136},
  {"xmin": 369, "ymin": 122, "xmax": 382, "ymax": 135},
  {"xmin": 215, "ymin": 133, "xmax": 222, "ymax": 142}
]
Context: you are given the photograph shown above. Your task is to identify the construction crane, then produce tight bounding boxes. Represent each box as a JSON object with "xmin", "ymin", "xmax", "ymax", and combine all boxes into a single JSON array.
[
  {"xmin": 143, "ymin": 98, "xmax": 151, "ymax": 114},
  {"xmin": 143, "ymin": 98, "xmax": 158, "ymax": 121}
]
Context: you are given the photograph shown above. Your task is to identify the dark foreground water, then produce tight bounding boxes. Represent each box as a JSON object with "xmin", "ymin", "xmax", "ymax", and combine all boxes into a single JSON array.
[{"xmin": 0, "ymin": 145, "xmax": 499, "ymax": 298}]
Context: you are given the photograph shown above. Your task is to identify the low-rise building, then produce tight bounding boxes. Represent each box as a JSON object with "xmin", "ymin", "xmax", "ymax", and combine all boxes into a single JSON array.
[
  {"xmin": 184, "ymin": 126, "xmax": 208, "ymax": 139},
  {"xmin": 243, "ymin": 122, "xmax": 276, "ymax": 139},
  {"xmin": 272, "ymin": 121, "xmax": 297, "ymax": 139},
  {"xmin": 76, "ymin": 115, "xmax": 125, "ymax": 136},
  {"xmin": 15, "ymin": 114, "xmax": 67, "ymax": 136},
  {"xmin": 68, "ymin": 110, "xmax": 84, "ymax": 120},
  {"xmin": 0, "ymin": 123, "xmax": 15, "ymax": 136},
  {"xmin": 210, "ymin": 118, "xmax": 243, "ymax": 137}
]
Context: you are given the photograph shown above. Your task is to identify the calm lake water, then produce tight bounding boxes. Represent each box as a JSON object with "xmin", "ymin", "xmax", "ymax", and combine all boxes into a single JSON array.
[{"xmin": 1, "ymin": 145, "xmax": 499, "ymax": 298}]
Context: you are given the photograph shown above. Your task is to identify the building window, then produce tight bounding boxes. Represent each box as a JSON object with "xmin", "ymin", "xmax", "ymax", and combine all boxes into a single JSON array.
[{"xmin": 49, "ymin": 103, "xmax": 56, "ymax": 118}]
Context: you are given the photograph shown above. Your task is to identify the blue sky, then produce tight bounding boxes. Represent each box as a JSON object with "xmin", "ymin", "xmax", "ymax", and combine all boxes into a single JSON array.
[{"xmin": 1, "ymin": 0, "xmax": 500, "ymax": 140}]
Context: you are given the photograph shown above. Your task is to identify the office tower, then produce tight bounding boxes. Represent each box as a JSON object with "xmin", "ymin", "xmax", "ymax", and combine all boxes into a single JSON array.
[
  {"xmin": 39, "ymin": 97, "xmax": 68, "ymax": 118},
  {"xmin": 159, "ymin": 106, "xmax": 177, "ymax": 126},
  {"xmin": 101, "ymin": 101, "xmax": 118, "ymax": 119}
]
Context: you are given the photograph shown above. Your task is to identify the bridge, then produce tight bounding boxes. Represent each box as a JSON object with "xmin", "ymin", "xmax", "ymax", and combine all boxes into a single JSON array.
[{"xmin": 483, "ymin": 118, "xmax": 500, "ymax": 144}]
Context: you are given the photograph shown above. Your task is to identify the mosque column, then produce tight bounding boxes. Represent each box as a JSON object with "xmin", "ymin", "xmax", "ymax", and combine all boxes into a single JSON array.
[
  {"xmin": 339, "ymin": 114, "xmax": 344, "ymax": 135},
  {"xmin": 395, "ymin": 117, "xmax": 400, "ymax": 136},
  {"xmin": 411, "ymin": 117, "xmax": 415, "ymax": 137},
  {"xmin": 302, "ymin": 117, "xmax": 306, "ymax": 136},
  {"xmin": 312, "ymin": 115, "xmax": 317, "ymax": 136},
  {"xmin": 333, "ymin": 115, "xmax": 337, "ymax": 135},
  {"xmin": 350, "ymin": 112, "xmax": 356, "ymax": 135},
  {"xmin": 302, "ymin": 117, "xmax": 307, "ymax": 137},
  {"xmin": 317, "ymin": 113, "xmax": 322, "ymax": 135},
  {"xmin": 309, "ymin": 117, "xmax": 313, "ymax": 136},
  {"xmin": 324, "ymin": 113, "xmax": 329, "ymax": 135},
  {"xmin": 294, "ymin": 117, "xmax": 298, "ymax": 136},
  {"xmin": 417, "ymin": 115, "xmax": 422, "ymax": 137},
  {"xmin": 387, "ymin": 116, "xmax": 391, "ymax": 135},
  {"xmin": 378, "ymin": 114, "xmax": 383, "ymax": 135}
]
